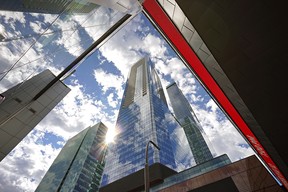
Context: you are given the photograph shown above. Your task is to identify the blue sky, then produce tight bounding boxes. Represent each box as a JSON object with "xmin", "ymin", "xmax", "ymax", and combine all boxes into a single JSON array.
[{"xmin": 0, "ymin": 4, "xmax": 254, "ymax": 192}]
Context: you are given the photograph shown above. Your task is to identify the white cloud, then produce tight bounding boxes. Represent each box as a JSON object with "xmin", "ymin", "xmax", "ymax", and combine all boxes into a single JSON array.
[
  {"xmin": 74, "ymin": 7, "xmax": 122, "ymax": 41},
  {"xmin": 0, "ymin": 8, "xmax": 256, "ymax": 192},
  {"xmin": 38, "ymin": 79, "xmax": 114, "ymax": 140},
  {"xmin": 98, "ymin": 39, "xmax": 141, "ymax": 78},
  {"xmin": 206, "ymin": 99, "xmax": 219, "ymax": 113},
  {"xmin": 54, "ymin": 25, "xmax": 84, "ymax": 57},
  {"xmin": 138, "ymin": 33, "xmax": 167, "ymax": 59},
  {"xmin": 97, "ymin": 12, "xmax": 254, "ymax": 163},
  {"xmin": 107, "ymin": 93, "xmax": 118, "ymax": 108},
  {"xmin": 194, "ymin": 100, "xmax": 255, "ymax": 162},
  {"xmin": 29, "ymin": 21, "xmax": 45, "ymax": 35},
  {"xmin": 93, "ymin": 68, "xmax": 125, "ymax": 97},
  {"xmin": 0, "ymin": 11, "xmax": 25, "ymax": 35},
  {"xmin": 0, "ymin": 130, "xmax": 61, "ymax": 192},
  {"xmin": 98, "ymin": 15, "xmax": 146, "ymax": 77},
  {"xmin": 0, "ymin": 76, "xmax": 118, "ymax": 191},
  {"xmin": 0, "ymin": 8, "xmax": 122, "ymax": 192}
]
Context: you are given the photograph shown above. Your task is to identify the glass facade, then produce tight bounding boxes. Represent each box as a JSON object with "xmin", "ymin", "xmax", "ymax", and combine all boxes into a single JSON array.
[
  {"xmin": 151, "ymin": 154, "xmax": 231, "ymax": 192},
  {"xmin": 101, "ymin": 58, "xmax": 192, "ymax": 186},
  {"xmin": 150, "ymin": 155, "xmax": 286, "ymax": 192},
  {"xmin": 0, "ymin": 69, "xmax": 70, "ymax": 161},
  {"xmin": 150, "ymin": 154, "xmax": 231, "ymax": 192},
  {"xmin": 0, "ymin": 0, "xmax": 99, "ymax": 14},
  {"xmin": 166, "ymin": 82, "xmax": 213, "ymax": 164},
  {"xmin": 0, "ymin": 0, "xmax": 141, "ymax": 92},
  {"xmin": 35, "ymin": 122, "xmax": 108, "ymax": 192}
]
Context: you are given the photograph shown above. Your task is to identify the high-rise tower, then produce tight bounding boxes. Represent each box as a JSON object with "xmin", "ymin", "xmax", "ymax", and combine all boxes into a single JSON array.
[
  {"xmin": 0, "ymin": 69, "xmax": 70, "ymax": 161},
  {"xmin": 166, "ymin": 82, "xmax": 213, "ymax": 164},
  {"xmin": 101, "ymin": 58, "xmax": 191, "ymax": 188},
  {"xmin": 35, "ymin": 122, "xmax": 108, "ymax": 192}
]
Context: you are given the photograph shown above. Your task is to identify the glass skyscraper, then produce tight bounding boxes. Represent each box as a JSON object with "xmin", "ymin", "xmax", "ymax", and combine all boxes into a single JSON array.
[
  {"xmin": 166, "ymin": 82, "xmax": 213, "ymax": 164},
  {"xmin": 35, "ymin": 122, "xmax": 108, "ymax": 192},
  {"xmin": 0, "ymin": 69, "xmax": 70, "ymax": 161},
  {"xmin": 101, "ymin": 58, "xmax": 191, "ymax": 187},
  {"xmin": 0, "ymin": 0, "xmax": 99, "ymax": 14}
]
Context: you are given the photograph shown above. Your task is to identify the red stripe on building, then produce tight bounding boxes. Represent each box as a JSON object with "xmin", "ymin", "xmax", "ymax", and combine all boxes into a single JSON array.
[{"xmin": 143, "ymin": 0, "xmax": 288, "ymax": 189}]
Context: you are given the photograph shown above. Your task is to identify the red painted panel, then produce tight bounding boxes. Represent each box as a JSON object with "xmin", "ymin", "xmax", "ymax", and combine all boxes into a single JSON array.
[{"xmin": 143, "ymin": 0, "xmax": 288, "ymax": 189}]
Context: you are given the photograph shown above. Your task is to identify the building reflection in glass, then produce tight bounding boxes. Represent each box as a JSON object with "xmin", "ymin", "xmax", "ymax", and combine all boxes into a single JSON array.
[
  {"xmin": 101, "ymin": 58, "xmax": 193, "ymax": 186},
  {"xmin": 167, "ymin": 82, "xmax": 214, "ymax": 164},
  {"xmin": 0, "ymin": 0, "xmax": 141, "ymax": 92},
  {"xmin": 35, "ymin": 122, "xmax": 108, "ymax": 192}
]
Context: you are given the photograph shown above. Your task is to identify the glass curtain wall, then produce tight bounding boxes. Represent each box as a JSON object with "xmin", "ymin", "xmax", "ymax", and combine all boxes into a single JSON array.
[
  {"xmin": 35, "ymin": 122, "xmax": 108, "ymax": 192},
  {"xmin": 101, "ymin": 58, "xmax": 193, "ymax": 186},
  {"xmin": 166, "ymin": 82, "xmax": 214, "ymax": 164},
  {"xmin": 0, "ymin": 0, "xmax": 141, "ymax": 92}
]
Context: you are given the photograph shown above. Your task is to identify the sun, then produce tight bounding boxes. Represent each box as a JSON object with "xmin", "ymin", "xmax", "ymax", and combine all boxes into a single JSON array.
[{"xmin": 105, "ymin": 127, "xmax": 116, "ymax": 144}]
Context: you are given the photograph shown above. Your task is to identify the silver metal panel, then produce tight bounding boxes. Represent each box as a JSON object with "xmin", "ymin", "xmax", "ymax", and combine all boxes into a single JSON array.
[
  {"xmin": 163, "ymin": 0, "xmax": 175, "ymax": 19},
  {"xmin": 189, "ymin": 32, "xmax": 203, "ymax": 52},
  {"xmin": 173, "ymin": 4, "xmax": 185, "ymax": 30},
  {"xmin": 183, "ymin": 17, "xmax": 195, "ymax": 32},
  {"xmin": 0, "ymin": 130, "xmax": 12, "ymax": 148},
  {"xmin": 1, "ymin": 137, "xmax": 20, "ymax": 154},
  {"xmin": 0, "ymin": 69, "xmax": 70, "ymax": 161},
  {"xmin": 181, "ymin": 26, "xmax": 193, "ymax": 42},
  {"xmin": 197, "ymin": 48, "xmax": 210, "ymax": 62},
  {"xmin": 16, "ymin": 126, "xmax": 32, "ymax": 140},
  {"xmin": 2, "ymin": 118, "xmax": 23, "ymax": 135}
]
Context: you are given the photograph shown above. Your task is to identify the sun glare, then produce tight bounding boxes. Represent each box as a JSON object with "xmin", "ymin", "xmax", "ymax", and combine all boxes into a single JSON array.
[{"xmin": 105, "ymin": 127, "xmax": 116, "ymax": 144}]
